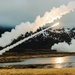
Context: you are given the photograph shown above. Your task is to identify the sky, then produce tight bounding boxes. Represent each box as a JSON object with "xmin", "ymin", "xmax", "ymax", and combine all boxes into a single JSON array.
[{"xmin": 0, "ymin": 0, "xmax": 75, "ymax": 28}]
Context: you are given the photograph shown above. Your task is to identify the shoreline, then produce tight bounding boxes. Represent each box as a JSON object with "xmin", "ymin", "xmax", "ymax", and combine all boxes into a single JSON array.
[{"xmin": 0, "ymin": 52, "xmax": 75, "ymax": 63}]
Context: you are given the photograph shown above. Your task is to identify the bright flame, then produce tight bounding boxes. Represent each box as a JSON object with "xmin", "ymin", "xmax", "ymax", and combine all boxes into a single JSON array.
[{"xmin": 50, "ymin": 22, "xmax": 60, "ymax": 28}]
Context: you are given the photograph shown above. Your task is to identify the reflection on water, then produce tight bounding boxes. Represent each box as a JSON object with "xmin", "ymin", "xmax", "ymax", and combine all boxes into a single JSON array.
[
  {"xmin": 1, "ymin": 56, "xmax": 75, "ymax": 68},
  {"xmin": 53, "ymin": 57, "xmax": 67, "ymax": 68},
  {"xmin": 54, "ymin": 57, "xmax": 66, "ymax": 63}
]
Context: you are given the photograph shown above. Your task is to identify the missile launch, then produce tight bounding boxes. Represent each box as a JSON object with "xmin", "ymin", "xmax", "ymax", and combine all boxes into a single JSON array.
[{"xmin": 0, "ymin": 23, "xmax": 59, "ymax": 55}]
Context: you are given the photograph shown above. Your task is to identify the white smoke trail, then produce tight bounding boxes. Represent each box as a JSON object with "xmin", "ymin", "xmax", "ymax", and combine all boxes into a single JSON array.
[
  {"xmin": 51, "ymin": 39, "xmax": 75, "ymax": 52},
  {"xmin": 0, "ymin": 1, "xmax": 75, "ymax": 47},
  {"xmin": 0, "ymin": 23, "xmax": 59, "ymax": 55}
]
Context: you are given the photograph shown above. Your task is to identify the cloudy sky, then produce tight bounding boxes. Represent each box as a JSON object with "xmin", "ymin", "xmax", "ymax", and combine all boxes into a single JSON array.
[{"xmin": 0, "ymin": 0, "xmax": 75, "ymax": 28}]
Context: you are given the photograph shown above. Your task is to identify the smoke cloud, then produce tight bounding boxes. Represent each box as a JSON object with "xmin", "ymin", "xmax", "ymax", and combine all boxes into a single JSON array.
[
  {"xmin": 0, "ymin": 1, "xmax": 75, "ymax": 47},
  {"xmin": 51, "ymin": 39, "xmax": 75, "ymax": 52},
  {"xmin": 0, "ymin": 23, "xmax": 59, "ymax": 55}
]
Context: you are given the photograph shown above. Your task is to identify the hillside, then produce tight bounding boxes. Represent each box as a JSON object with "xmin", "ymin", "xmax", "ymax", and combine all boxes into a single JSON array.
[{"xmin": 0, "ymin": 27, "xmax": 74, "ymax": 52}]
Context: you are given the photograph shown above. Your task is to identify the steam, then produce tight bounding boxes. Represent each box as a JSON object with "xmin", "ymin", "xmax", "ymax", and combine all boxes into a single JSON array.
[
  {"xmin": 0, "ymin": 1, "xmax": 75, "ymax": 47},
  {"xmin": 51, "ymin": 39, "xmax": 75, "ymax": 52},
  {"xmin": 0, "ymin": 23, "xmax": 59, "ymax": 55}
]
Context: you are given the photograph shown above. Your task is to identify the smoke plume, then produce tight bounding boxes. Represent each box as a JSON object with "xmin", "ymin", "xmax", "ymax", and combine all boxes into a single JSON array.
[
  {"xmin": 51, "ymin": 39, "xmax": 75, "ymax": 52},
  {"xmin": 0, "ymin": 23, "xmax": 59, "ymax": 55},
  {"xmin": 0, "ymin": 1, "xmax": 75, "ymax": 47}
]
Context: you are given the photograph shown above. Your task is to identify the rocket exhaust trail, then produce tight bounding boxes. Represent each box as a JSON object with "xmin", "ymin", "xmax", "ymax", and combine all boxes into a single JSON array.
[
  {"xmin": 0, "ymin": 1, "xmax": 75, "ymax": 47},
  {"xmin": 0, "ymin": 23, "xmax": 59, "ymax": 55}
]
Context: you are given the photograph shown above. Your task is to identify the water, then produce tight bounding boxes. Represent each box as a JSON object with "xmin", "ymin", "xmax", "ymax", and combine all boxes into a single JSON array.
[{"xmin": 1, "ymin": 56, "xmax": 75, "ymax": 68}]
